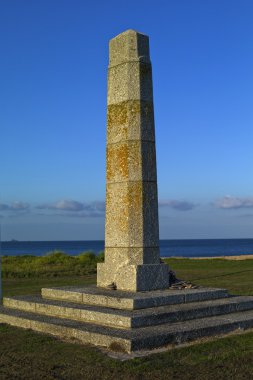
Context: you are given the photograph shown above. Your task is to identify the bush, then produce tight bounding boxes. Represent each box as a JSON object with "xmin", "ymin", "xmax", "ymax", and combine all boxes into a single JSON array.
[
  {"xmin": 1, "ymin": 250, "xmax": 105, "ymax": 278},
  {"xmin": 78, "ymin": 251, "xmax": 97, "ymax": 265},
  {"xmin": 43, "ymin": 251, "xmax": 69, "ymax": 264}
]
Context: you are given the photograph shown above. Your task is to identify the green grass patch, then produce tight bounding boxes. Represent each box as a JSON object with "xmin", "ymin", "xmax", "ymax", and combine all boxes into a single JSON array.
[
  {"xmin": 164, "ymin": 258, "xmax": 253, "ymax": 295},
  {"xmin": 2, "ymin": 274, "xmax": 96, "ymax": 297}
]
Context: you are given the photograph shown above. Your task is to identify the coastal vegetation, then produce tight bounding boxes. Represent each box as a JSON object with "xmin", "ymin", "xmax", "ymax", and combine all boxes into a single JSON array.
[
  {"xmin": 0, "ymin": 255, "xmax": 253, "ymax": 379},
  {"xmin": 2, "ymin": 251, "xmax": 104, "ymax": 279}
]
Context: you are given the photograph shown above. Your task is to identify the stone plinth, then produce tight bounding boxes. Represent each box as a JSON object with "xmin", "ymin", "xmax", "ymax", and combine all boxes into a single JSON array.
[
  {"xmin": 2, "ymin": 287, "xmax": 253, "ymax": 355},
  {"xmin": 97, "ymin": 30, "xmax": 170, "ymax": 291}
]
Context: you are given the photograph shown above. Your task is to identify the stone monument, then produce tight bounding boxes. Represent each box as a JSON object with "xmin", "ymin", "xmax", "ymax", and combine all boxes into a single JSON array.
[
  {"xmin": 97, "ymin": 29, "xmax": 170, "ymax": 291},
  {"xmin": 1, "ymin": 30, "xmax": 253, "ymax": 356}
]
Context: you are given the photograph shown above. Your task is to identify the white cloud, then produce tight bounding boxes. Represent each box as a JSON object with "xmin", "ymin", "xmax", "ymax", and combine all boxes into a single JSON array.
[
  {"xmin": 37, "ymin": 200, "xmax": 85, "ymax": 211},
  {"xmin": 51, "ymin": 200, "xmax": 85, "ymax": 211},
  {"xmin": 159, "ymin": 200, "xmax": 196, "ymax": 211},
  {"xmin": 214, "ymin": 196, "xmax": 253, "ymax": 209},
  {"xmin": 37, "ymin": 200, "xmax": 105, "ymax": 217}
]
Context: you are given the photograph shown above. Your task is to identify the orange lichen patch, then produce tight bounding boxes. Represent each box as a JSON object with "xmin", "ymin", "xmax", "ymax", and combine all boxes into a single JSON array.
[
  {"xmin": 127, "ymin": 182, "xmax": 143, "ymax": 245},
  {"xmin": 106, "ymin": 141, "xmax": 142, "ymax": 182},
  {"xmin": 106, "ymin": 144, "xmax": 129, "ymax": 181},
  {"xmin": 128, "ymin": 142, "xmax": 141, "ymax": 176},
  {"xmin": 107, "ymin": 103, "xmax": 128, "ymax": 127},
  {"xmin": 107, "ymin": 101, "xmax": 155, "ymax": 143},
  {"xmin": 107, "ymin": 124, "xmax": 128, "ymax": 143},
  {"xmin": 107, "ymin": 101, "xmax": 142, "ymax": 128}
]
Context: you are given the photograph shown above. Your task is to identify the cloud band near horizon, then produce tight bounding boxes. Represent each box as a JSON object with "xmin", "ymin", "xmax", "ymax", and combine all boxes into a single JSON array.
[{"xmin": 1, "ymin": 195, "xmax": 253, "ymax": 219}]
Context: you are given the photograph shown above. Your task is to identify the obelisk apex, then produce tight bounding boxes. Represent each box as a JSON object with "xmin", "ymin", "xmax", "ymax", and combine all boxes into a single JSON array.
[{"xmin": 97, "ymin": 30, "xmax": 170, "ymax": 291}]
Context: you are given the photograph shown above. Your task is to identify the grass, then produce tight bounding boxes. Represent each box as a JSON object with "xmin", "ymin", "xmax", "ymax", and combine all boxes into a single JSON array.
[
  {"xmin": 164, "ymin": 258, "xmax": 253, "ymax": 295},
  {"xmin": 0, "ymin": 324, "xmax": 252, "ymax": 380},
  {"xmin": 3, "ymin": 274, "xmax": 96, "ymax": 297},
  {"xmin": 0, "ymin": 256, "xmax": 253, "ymax": 379}
]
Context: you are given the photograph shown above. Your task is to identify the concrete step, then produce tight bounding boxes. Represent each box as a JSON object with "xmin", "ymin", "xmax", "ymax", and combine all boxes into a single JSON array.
[
  {"xmin": 3, "ymin": 295, "xmax": 253, "ymax": 329},
  {"xmin": 1, "ymin": 306, "xmax": 253, "ymax": 353},
  {"xmin": 41, "ymin": 285, "xmax": 229, "ymax": 310}
]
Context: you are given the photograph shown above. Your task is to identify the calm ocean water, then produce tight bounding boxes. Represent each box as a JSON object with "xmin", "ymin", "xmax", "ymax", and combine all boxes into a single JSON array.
[{"xmin": 1, "ymin": 239, "xmax": 253, "ymax": 258}]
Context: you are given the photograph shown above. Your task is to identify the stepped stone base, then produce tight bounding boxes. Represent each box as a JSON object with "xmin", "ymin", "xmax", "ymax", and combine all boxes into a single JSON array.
[
  {"xmin": 3, "ymin": 294, "xmax": 253, "ymax": 329},
  {"xmin": 1, "ymin": 286, "xmax": 253, "ymax": 355}
]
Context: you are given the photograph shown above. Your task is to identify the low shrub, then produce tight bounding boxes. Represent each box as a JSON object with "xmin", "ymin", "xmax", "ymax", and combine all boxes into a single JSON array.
[
  {"xmin": 78, "ymin": 251, "xmax": 97, "ymax": 264},
  {"xmin": 1, "ymin": 251, "xmax": 104, "ymax": 279}
]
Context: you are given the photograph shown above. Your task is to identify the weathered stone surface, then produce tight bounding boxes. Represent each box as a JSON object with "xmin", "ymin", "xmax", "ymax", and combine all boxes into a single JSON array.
[
  {"xmin": 4, "ymin": 295, "xmax": 253, "ymax": 329},
  {"xmin": 42, "ymin": 286, "xmax": 135, "ymax": 310},
  {"xmin": 98, "ymin": 30, "xmax": 168, "ymax": 291},
  {"xmin": 0, "ymin": 307, "xmax": 131, "ymax": 352},
  {"xmin": 106, "ymin": 141, "xmax": 156, "ymax": 183},
  {"xmin": 108, "ymin": 62, "xmax": 153, "ymax": 104},
  {"xmin": 1, "ymin": 305, "xmax": 253, "ymax": 354},
  {"xmin": 3, "ymin": 296, "xmax": 131, "ymax": 328},
  {"xmin": 109, "ymin": 30, "xmax": 150, "ymax": 67},
  {"xmin": 103, "ymin": 247, "xmax": 160, "ymax": 267},
  {"xmin": 104, "ymin": 182, "xmax": 159, "ymax": 249},
  {"xmin": 98, "ymin": 264, "xmax": 170, "ymax": 292},
  {"xmin": 107, "ymin": 101, "xmax": 155, "ymax": 143},
  {"xmin": 41, "ymin": 286, "xmax": 229, "ymax": 310}
]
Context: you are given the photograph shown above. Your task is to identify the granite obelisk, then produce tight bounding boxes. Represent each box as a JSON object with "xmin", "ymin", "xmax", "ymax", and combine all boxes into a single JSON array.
[{"xmin": 97, "ymin": 30, "xmax": 170, "ymax": 291}]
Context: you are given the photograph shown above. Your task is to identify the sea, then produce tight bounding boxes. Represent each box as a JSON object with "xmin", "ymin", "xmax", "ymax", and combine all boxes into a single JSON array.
[{"xmin": 1, "ymin": 239, "xmax": 253, "ymax": 258}]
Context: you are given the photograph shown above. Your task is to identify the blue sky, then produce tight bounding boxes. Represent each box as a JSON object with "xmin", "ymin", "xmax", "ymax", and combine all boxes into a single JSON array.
[{"xmin": 0, "ymin": 0, "xmax": 253, "ymax": 240}]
